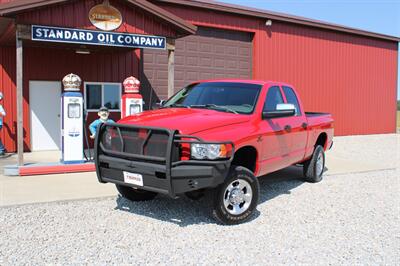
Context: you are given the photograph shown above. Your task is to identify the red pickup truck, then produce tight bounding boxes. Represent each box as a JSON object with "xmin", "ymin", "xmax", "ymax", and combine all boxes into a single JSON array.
[{"xmin": 95, "ymin": 80, "xmax": 333, "ymax": 224}]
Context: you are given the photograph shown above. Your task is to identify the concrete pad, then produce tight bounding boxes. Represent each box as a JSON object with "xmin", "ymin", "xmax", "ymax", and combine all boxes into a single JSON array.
[
  {"xmin": 0, "ymin": 151, "xmax": 61, "ymax": 168},
  {"xmin": 0, "ymin": 172, "xmax": 116, "ymax": 207},
  {"xmin": 325, "ymin": 133, "xmax": 399, "ymax": 175}
]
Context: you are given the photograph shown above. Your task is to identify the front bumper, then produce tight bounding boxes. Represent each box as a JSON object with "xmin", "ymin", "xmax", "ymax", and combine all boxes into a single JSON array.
[
  {"xmin": 97, "ymin": 155, "xmax": 231, "ymax": 196},
  {"xmin": 95, "ymin": 123, "xmax": 234, "ymax": 197}
]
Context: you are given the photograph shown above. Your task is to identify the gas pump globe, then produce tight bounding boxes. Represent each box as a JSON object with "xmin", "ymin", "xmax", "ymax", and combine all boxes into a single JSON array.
[
  {"xmin": 61, "ymin": 73, "xmax": 84, "ymax": 164},
  {"xmin": 121, "ymin": 76, "xmax": 143, "ymax": 118}
]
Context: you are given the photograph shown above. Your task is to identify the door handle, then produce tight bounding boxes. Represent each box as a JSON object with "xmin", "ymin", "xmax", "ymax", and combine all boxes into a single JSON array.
[
  {"xmin": 302, "ymin": 122, "xmax": 308, "ymax": 129},
  {"xmin": 284, "ymin": 125, "xmax": 292, "ymax": 132}
]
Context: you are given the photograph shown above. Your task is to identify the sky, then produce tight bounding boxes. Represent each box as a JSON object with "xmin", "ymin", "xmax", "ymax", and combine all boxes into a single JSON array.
[{"xmin": 219, "ymin": 0, "xmax": 400, "ymax": 100}]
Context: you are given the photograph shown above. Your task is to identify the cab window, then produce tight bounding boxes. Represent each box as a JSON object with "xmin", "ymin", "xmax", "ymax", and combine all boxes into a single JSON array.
[
  {"xmin": 263, "ymin": 86, "xmax": 284, "ymax": 112},
  {"xmin": 282, "ymin": 86, "xmax": 301, "ymax": 116}
]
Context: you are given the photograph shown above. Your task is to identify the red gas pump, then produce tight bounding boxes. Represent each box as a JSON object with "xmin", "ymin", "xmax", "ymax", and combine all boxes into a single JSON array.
[{"xmin": 121, "ymin": 76, "xmax": 143, "ymax": 118}]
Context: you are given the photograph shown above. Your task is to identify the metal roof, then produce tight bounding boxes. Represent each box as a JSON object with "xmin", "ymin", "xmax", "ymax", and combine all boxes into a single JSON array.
[
  {"xmin": 156, "ymin": 0, "xmax": 400, "ymax": 42},
  {"xmin": 0, "ymin": 0, "xmax": 197, "ymax": 35}
]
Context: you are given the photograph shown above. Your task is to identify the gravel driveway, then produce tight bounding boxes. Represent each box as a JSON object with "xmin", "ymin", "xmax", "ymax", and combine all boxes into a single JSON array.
[{"xmin": 1, "ymin": 168, "xmax": 399, "ymax": 265}]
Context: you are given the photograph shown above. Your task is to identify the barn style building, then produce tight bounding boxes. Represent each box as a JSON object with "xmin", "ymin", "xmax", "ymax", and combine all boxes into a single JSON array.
[{"xmin": 0, "ymin": 0, "xmax": 398, "ymax": 156}]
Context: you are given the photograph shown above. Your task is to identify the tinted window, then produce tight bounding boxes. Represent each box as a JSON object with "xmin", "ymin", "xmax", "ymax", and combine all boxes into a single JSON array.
[
  {"xmin": 85, "ymin": 83, "xmax": 121, "ymax": 111},
  {"xmin": 283, "ymin": 86, "xmax": 301, "ymax": 115},
  {"xmin": 263, "ymin": 86, "xmax": 284, "ymax": 112},
  {"xmin": 104, "ymin": 84, "xmax": 120, "ymax": 110},
  {"xmin": 86, "ymin": 84, "xmax": 101, "ymax": 109},
  {"xmin": 164, "ymin": 82, "xmax": 261, "ymax": 114}
]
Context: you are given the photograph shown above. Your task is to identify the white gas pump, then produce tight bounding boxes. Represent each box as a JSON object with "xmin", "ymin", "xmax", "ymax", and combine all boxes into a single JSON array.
[
  {"xmin": 61, "ymin": 73, "xmax": 84, "ymax": 164},
  {"xmin": 121, "ymin": 76, "xmax": 143, "ymax": 118}
]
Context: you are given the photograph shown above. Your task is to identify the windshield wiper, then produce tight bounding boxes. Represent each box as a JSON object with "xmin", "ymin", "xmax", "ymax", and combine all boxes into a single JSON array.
[
  {"xmin": 162, "ymin": 103, "xmax": 189, "ymax": 108},
  {"xmin": 190, "ymin": 104, "xmax": 238, "ymax": 114}
]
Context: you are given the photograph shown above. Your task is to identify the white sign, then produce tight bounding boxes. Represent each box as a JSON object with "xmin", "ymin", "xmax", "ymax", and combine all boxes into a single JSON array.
[{"xmin": 123, "ymin": 171, "xmax": 144, "ymax": 186}]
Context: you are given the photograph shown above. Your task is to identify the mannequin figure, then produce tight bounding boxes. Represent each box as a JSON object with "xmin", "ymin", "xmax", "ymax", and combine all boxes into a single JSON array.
[{"xmin": 89, "ymin": 106, "xmax": 115, "ymax": 139}]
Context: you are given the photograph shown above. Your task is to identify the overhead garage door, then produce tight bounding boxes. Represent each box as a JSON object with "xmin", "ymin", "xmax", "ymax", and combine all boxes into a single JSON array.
[{"xmin": 141, "ymin": 27, "xmax": 253, "ymax": 107}]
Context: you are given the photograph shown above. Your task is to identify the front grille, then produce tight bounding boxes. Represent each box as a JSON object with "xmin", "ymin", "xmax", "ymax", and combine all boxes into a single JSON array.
[{"xmin": 100, "ymin": 125, "xmax": 180, "ymax": 162}]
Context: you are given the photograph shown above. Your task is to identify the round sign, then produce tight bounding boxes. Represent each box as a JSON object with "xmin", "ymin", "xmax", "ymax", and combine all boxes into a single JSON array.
[{"xmin": 89, "ymin": 2, "xmax": 122, "ymax": 31}]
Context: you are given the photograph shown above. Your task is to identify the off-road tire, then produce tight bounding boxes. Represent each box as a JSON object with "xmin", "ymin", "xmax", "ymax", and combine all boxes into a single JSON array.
[
  {"xmin": 116, "ymin": 184, "xmax": 157, "ymax": 201},
  {"xmin": 303, "ymin": 145, "xmax": 325, "ymax": 183},
  {"xmin": 212, "ymin": 165, "xmax": 259, "ymax": 225}
]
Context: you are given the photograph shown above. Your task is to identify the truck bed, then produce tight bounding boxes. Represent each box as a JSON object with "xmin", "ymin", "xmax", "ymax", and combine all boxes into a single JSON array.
[{"xmin": 305, "ymin": 112, "xmax": 331, "ymax": 117}]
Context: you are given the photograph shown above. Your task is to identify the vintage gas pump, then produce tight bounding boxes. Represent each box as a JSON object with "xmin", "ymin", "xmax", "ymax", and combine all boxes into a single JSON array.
[
  {"xmin": 121, "ymin": 76, "xmax": 143, "ymax": 118},
  {"xmin": 61, "ymin": 73, "xmax": 84, "ymax": 164}
]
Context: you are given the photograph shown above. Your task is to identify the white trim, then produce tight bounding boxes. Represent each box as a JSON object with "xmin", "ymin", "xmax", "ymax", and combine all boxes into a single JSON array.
[{"xmin": 84, "ymin": 81, "xmax": 122, "ymax": 112}]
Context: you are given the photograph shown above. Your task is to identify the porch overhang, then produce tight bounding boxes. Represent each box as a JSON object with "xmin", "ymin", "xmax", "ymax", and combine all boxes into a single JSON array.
[
  {"xmin": 0, "ymin": 0, "xmax": 197, "ymax": 37},
  {"xmin": 0, "ymin": 0, "xmax": 194, "ymax": 166}
]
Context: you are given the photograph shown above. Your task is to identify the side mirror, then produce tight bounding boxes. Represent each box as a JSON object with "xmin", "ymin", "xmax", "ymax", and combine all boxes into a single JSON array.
[
  {"xmin": 262, "ymin": 103, "xmax": 296, "ymax": 119},
  {"xmin": 159, "ymin": 100, "xmax": 166, "ymax": 106},
  {"xmin": 152, "ymin": 100, "xmax": 166, "ymax": 110}
]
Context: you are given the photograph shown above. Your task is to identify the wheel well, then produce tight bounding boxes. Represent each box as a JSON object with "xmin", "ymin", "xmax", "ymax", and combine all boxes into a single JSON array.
[
  {"xmin": 232, "ymin": 146, "xmax": 257, "ymax": 173},
  {"xmin": 315, "ymin": 133, "xmax": 327, "ymax": 149}
]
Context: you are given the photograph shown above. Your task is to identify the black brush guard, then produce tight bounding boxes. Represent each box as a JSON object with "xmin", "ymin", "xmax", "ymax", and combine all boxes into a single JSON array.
[{"xmin": 94, "ymin": 122, "xmax": 235, "ymax": 198}]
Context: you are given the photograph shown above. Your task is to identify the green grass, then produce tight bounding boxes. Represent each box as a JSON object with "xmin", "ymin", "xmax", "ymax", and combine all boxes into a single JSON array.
[
  {"xmin": 397, "ymin": 111, "xmax": 400, "ymax": 129},
  {"xmin": 397, "ymin": 101, "xmax": 400, "ymax": 129}
]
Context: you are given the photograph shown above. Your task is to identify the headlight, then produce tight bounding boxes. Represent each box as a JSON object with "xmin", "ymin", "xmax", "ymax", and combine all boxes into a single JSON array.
[{"xmin": 190, "ymin": 143, "xmax": 227, "ymax": 160}]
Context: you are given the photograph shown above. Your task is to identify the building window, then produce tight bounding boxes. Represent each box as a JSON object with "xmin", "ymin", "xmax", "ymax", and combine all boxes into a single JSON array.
[{"xmin": 85, "ymin": 82, "xmax": 121, "ymax": 111}]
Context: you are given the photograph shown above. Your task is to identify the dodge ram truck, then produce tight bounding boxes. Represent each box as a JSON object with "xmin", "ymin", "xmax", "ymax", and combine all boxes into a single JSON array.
[{"xmin": 95, "ymin": 80, "xmax": 334, "ymax": 224}]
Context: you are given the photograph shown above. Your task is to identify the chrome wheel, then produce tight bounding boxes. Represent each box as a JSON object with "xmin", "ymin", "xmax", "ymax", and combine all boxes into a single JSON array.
[
  {"xmin": 316, "ymin": 152, "xmax": 324, "ymax": 176},
  {"xmin": 223, "ymin": 179, "xmax": 253, "ymax": 215}
]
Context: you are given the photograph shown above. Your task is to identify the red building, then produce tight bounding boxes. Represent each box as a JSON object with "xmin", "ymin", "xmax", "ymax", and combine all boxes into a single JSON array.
[{"xmin": 0, "ymin": 0, "xmax": 398, "ymax": 154}]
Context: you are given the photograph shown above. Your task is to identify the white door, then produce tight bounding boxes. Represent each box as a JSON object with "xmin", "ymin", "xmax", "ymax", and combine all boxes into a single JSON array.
[{"xmin": 30, "ymin": 81, "xmax": 61, "ymax": 151}]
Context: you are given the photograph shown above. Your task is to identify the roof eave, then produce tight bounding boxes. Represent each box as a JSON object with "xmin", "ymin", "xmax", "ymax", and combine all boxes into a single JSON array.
[
  {"xmin": 156, "ymin": 0, "xmax": 400, "ymax": 42},
  {"xmin": 0, "ymin": 0, "xmax": 66, "ymax": 16},
  {"xmin": 129, "ymin": 0, "xmax": 196, "ymax": 36}
]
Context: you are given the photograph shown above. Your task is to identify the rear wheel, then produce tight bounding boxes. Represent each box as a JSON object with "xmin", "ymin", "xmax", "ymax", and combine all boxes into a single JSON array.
[
  {"xmin": 303, "ymin": 145, "xmax": 325, "ymax": 183},
  {"xmin": 116, "ymin": 184, "xmax": 157, "ymax": 201},
  {"xmin": 212, "ymin": 166, "xmax": 259, "ymax": 225}
]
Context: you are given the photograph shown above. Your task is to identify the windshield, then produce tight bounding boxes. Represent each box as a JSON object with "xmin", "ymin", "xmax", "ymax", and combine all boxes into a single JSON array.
[{"xmin": 163, "ymin": 82, "xmax": 262, "ymax": 114}]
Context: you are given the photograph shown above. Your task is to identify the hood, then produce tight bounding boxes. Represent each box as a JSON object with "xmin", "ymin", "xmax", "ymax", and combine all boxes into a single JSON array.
[{"xmin": 118, "ymin": 108, "xmax": 250, "ymax": 135}]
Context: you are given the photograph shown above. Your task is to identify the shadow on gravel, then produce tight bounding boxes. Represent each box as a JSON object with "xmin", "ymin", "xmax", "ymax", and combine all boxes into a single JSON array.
[{"xmin": 115, "ymin": 165, "xmax": 308, "ymax": 227}]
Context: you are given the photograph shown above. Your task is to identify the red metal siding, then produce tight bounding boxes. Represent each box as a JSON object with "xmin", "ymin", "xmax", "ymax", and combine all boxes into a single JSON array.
[
  {"xmin": 160, "ymin": 4, "xmax": 398, "ymax": 135},
  {"xmin": 0, "ymin": 46, "xmax": 140, "ymax": 152},
  {"xmin": 253, "ymin": 23, "xmax": 398, "ymax": 136},
  {"xmin": 15, "ymin": 0, "xmax": 177, "ymax": 37},
  {"xmin": 0, "ymin": 46, "xmax": 16, "ymax": 151}
]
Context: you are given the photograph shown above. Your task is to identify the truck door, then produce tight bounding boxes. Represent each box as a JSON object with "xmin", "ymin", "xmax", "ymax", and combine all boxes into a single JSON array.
[
  {"xmin": 282, "ymin": 86, "xmax": 308, "ymax": 164},
  {"xmin": 258, "ymin": 86, "xmax": 293, "ymax": 175}
]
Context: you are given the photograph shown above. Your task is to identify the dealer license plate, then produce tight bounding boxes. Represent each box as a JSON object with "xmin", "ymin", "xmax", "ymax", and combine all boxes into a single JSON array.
[{"xmin": 123, "ymin": 171, "xmax": 143, "ymax": 186}]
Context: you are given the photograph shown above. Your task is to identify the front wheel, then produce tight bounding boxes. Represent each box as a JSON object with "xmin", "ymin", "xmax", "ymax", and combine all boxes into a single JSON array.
[
  {"xmin": 116, "ymin": 184, "xmax": 157, "ymax": 201},
  {"xmin": 303, "ymin": 145, "xmax": 325, "ymax": 183},
  {"xmin": 212, "ymin": 166, "xmax": 259, "ymax": 225}
]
